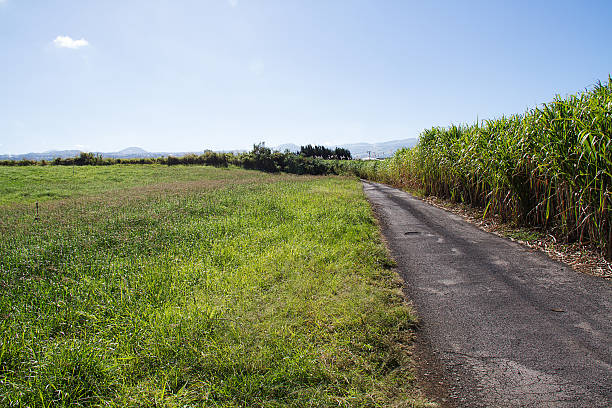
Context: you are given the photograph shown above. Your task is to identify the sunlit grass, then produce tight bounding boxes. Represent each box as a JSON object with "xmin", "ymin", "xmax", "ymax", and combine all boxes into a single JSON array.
[
  {"xmin": 0, "ymin": 167, "xmax": 428, "ymax": 407},
  {"xmin": 0, "ymin": 164, "xmax": 268, "ymax": 205}
]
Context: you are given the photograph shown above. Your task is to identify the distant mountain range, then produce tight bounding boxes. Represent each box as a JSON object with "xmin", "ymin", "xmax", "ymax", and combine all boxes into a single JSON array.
[
  {"xmin": 0, "ymin": 147, "xmax": 245, "ymax": 161},
  {"xmin": 1, "ymin": 138, "xmax": 419, "ymax": 161}
]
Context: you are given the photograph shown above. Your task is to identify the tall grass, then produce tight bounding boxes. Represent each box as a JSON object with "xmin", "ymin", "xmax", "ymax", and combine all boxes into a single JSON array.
[{"xmin": 348, "ymin": 78, "xmax": 612, "ymax": 259}]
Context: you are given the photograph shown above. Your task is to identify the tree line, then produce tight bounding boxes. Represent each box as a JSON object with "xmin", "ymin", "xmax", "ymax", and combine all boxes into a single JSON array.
[
  {"xmin": 298, "ymin": 145, "xmax": 352, "ymax": 160},
  {"xmin": 0, "ymin": 144, "xmax": 354, "ymax": 176}
]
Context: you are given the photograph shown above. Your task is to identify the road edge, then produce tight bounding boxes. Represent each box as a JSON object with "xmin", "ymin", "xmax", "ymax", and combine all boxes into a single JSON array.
[{"xmin": 363, "ymin": 181, "xmax": 456, "ymax": 408}]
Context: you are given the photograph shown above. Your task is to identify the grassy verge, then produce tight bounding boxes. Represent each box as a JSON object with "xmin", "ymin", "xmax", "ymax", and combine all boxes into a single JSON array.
[{"xmin": 0, "ymin": 166, "xmax": 430, "ymax": 407}]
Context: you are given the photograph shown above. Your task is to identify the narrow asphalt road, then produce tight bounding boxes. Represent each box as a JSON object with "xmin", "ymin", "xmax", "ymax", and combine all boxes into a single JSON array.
[{"xmin": 362, "ymin": 181, "xmax": 612, "ymax": 407}]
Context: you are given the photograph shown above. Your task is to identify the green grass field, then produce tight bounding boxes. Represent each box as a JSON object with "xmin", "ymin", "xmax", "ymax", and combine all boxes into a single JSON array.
[
  {"xmin": 0, "ymin": 166, "xmax": 429, "ymax": 407},
  {"xmin": 0, "ymin": 165, "xmax": 263, "ymax": 205}
]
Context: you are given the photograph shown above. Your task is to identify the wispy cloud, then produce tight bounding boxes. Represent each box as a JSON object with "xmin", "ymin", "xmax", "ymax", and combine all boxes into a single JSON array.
[
  {"xmin": 228, "ymin": 0, "xmax": 238, "ymax": 8},
  {"xmin": 53, "ymin": 35, "xmax": 89, "ymax": 49}
]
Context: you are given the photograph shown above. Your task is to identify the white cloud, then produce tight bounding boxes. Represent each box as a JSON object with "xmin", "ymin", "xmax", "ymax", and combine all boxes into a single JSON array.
[
  {"xmin": 53, "ymin": 35, "xmax": 89, "ymax": 49},
  {"xmin": 228, "ymin": 0, "xmax": 238, "ymax": 8}
]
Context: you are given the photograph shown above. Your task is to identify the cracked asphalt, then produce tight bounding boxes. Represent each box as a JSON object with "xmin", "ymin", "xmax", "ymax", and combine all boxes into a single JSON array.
[{"xmin": 363, "ymin": 181, "xmax": 612, "ymax": 407}]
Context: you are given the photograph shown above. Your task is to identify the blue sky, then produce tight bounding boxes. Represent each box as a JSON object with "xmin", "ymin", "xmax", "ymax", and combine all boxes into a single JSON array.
[{"xmin": 1, "ymin": 0, "xmax": 611, "ymax": 154}]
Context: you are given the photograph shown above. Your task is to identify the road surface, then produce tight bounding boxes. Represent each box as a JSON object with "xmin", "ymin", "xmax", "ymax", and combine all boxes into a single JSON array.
[{"xmin": 362, "ymin": 181, "xmax": 612, "ymax": 407}]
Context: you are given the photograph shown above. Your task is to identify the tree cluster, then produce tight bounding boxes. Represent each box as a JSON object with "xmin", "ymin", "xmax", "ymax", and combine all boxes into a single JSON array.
[{"xmin": 299, "ymin": 145, "xmax": 352, "ymax": 160}]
